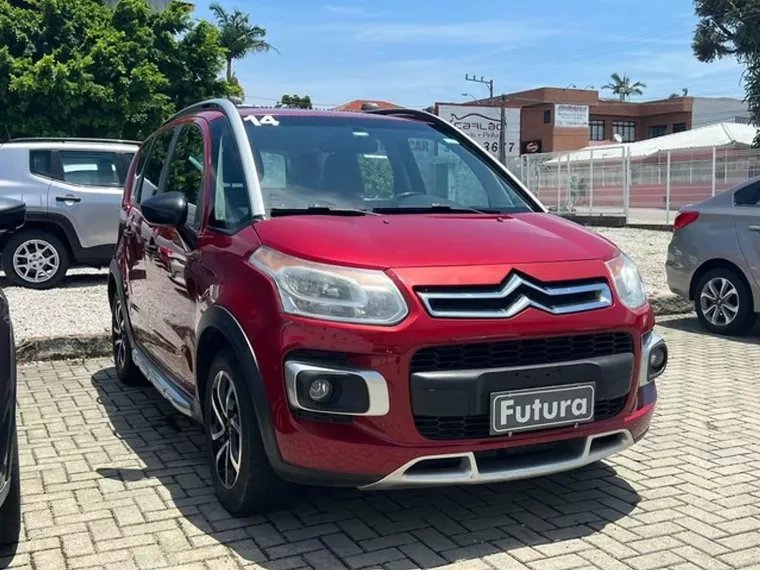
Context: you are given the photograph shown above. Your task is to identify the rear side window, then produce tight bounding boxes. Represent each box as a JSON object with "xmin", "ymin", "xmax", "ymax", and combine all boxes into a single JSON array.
[
  {"xmin": 29, "ymin": 150, "xmax": 52, "ymax": 178},
  {"xmin": 59, "ymin": 150, "xmax": 121, "ymax": 187},
  {"xmin": 734, "ymin": 181, "xmax": 760, "ymax": 206}
]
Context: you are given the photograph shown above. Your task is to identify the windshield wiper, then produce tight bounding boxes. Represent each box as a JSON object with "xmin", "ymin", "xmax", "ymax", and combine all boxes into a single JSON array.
[
  {"xmin": 372, "ymin": 204, "xmax": 503, "ymax": 215},
  {"xmin": 270, "ymin": 206, "xmax": 378, "ymax": 217}
]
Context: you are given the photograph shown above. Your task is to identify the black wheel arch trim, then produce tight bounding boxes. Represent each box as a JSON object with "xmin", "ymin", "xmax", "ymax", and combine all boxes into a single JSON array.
[{"xmin": 195, "ymin": 305, "xmax": 382, "ymax": 488}]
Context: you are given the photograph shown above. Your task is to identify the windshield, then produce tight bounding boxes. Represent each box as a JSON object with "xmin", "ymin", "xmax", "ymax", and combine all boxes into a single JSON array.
[{"xmin": 243, "ymin": 114, "xmax": 535, "ymax": 215}]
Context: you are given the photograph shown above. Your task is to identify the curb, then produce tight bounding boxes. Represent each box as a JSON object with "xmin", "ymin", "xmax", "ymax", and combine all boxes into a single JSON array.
[
  {"xmin": 17, "ymin": 333, "xmax": 111, "ymax": 364},
  {"xmin": 15, "ymin": 295, "xmax": 696, "ymax": 363}
]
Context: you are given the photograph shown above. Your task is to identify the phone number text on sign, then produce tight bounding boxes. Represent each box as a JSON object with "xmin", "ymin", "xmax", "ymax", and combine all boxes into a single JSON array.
[{"xmin": 436, "ymin": 104, "xmax": 521, "ymax": 158}]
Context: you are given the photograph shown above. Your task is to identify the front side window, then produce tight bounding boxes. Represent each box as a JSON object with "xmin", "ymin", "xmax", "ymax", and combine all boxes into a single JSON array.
[
  {"xmin": 209, "ymin": 117, "xmax": 252, "ymax": 231},
  {"xmin": 58, "ymin": 150, "xmax": 121, "ymax": 187},
  {"xmin": 243, "ymin": 114, "xmax": 534, "ymax": 216},
  {"xmin": 163, "ymin": 124, "xmax": 205, "ymax": 228},
  {"xmin": 137, "ymin": 128, "xmax": 175, "ymax": 203}
]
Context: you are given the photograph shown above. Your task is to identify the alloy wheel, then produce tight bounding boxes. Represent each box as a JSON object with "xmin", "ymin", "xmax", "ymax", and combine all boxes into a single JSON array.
[
  {"xmin": 209, "ymin": 370, "xmax": 243, "ymax": 489},
  {"xmin": 12, "ymin": 239, "xmax": 60, "ymax": 284},
  {"xmin": 700, "ymin": 276, "xmax": 739, "ymax": 327},
  {"xmin": 112, "ymin": 299, "xmax": 128, "ymax": 371}
]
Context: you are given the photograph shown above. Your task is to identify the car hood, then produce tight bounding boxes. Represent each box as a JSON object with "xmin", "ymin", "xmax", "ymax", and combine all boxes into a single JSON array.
[{"xmin": 253, "ymin": 212, "xmax": 619, "ymax": 269}]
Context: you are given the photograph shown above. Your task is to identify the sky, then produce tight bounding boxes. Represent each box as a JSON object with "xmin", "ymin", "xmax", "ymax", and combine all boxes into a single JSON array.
[{"xmin": 192, "ymin": 0, "xmax": 747, "ymax": 109}]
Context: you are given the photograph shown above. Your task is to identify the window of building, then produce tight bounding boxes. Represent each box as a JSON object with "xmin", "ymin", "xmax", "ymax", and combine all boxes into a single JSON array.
[
  {"xmin": 612, "ymin": 121, "xmax": 636, "ymax": 142},
  {"xmin": 589, "ymin": 120, "xmax": 605, "ymax": 141},
  {"xmin": 543, "ymin": 110, "xmax": 551, "ymax": 124},
  {"xmin": 673, "ymin": 122, "xmax": 687, "ymax": 133},
  {"xmin": 649, "ymin": 125, "xmax": 667, "ymax": 138}
]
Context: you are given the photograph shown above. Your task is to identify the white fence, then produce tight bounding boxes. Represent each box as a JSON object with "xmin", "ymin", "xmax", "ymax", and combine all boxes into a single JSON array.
[{"xmin": 505, "ymin": 146, "xmax": 760, "ymax": 225}]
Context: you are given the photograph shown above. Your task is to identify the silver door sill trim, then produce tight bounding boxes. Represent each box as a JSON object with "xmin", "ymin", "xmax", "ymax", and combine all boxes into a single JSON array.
[
  {"xmin": 359, "ymin": 429, "xmax": 634, "ymax": 491},
  {"xmin": 132, "ymin": 346, "xmax": 194, "ymax": 418}
]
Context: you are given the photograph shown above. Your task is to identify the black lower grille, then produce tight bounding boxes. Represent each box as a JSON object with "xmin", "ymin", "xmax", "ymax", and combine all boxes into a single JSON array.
[
  {"xmin": 410, "ymin": 332, "xmax": 633, "ymax": 374},
  {"xmin": 414, "ymin": 395, "xmax": 628, "ymax": 440}
]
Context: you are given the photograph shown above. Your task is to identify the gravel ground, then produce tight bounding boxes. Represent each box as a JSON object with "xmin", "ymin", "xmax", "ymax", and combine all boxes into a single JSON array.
[
  {"xmin": 2, "ymin": 227, "xmax": 674, "ymax": 341},
  {"xmin": 593, "ymin": 227, "xmax": 672, "ymax": 296},
  {"xmin": 2, "ymin": 268, "xmax": 109, "ymax": 342}
]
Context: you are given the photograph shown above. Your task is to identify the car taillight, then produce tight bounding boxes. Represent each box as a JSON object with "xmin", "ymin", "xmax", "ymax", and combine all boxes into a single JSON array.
[{"xmin": 673, "ymin": 211, "xmax": 699, "ymax": 231}]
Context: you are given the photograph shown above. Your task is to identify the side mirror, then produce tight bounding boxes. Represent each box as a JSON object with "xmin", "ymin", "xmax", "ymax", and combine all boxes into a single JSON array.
[
  {"xmin": 0, "ymin": 197, "xmax": 26, "ymax": 233},
  {"xmin": 141, "ymin": 191, "xmax": 188, "ymax": 228}
]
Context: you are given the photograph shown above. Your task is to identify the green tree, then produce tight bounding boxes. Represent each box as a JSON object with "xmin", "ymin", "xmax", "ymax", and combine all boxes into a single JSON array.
[
  {"xmin": 692, "ymin": 0, "xmax": 760, "ymax": 145},
  {"xmin": 0, "ymin": 0, "xmax": 239, "ymax": 140},
  {"xmin": 276, "ymin": 94, "xmax": 312, "ymax": 109},
  {"xmin": 601, "ymin": 73, "xmax": 647, "ymax": 101},
  {"xmin": 209, "ymin": 2, "xmax": 277, "ymax": 82}
]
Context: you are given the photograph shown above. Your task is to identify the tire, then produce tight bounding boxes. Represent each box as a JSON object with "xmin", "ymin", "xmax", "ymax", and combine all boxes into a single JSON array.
[
  {"xmin": 204, "ymin": 349, "xmax": 291, "ymax": 516},
  {"xmin": 0, "ymin": 430, "xmax": 21, "ymax": 547},
  {"xmin": 695, "ymin": 268, "xmax": 757, "ymax": 336},
  {"xmin": 2, "ymin": 229, "xmax": 70, "ymax": 290},
  {"xmin": 110, "ymin": 293, "xmax": 146, "ymax": 386}
]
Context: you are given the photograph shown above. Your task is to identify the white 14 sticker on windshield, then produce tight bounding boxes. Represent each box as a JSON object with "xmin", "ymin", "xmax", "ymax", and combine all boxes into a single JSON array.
[{"xmin": 244, "ymin": 115, "xmax": 280, "ymax": 127}]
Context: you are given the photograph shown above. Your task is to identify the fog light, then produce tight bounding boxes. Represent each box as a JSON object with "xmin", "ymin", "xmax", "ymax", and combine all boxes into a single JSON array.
[
  {"xmin": 308, "ymin": 378, "xmax": 333, "ymax": 402},
  {"xmin": 650, "ymin": 346, "xmax": 666, "ymax": 371}
]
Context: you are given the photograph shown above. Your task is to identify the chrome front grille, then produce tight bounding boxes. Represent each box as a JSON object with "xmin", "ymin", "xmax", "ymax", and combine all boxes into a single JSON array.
[{"xmin": 415, "ymin": 272, "xmax": 612, "ymax": 319}]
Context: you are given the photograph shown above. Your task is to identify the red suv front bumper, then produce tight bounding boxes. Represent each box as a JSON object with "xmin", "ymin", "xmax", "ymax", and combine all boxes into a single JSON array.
[{"xmin": 244, "ymin": 260, "xmax": 665, "ymax": 489}]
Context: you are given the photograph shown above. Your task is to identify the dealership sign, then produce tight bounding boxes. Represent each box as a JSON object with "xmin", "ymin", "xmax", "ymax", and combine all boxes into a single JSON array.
[
  {"xmin": 437, "ymin": 104, "xmax": 521, "ymax": 159},
  {"xmin": 554, "ymin": 104, "xmax": 589, "ymax": 128}
]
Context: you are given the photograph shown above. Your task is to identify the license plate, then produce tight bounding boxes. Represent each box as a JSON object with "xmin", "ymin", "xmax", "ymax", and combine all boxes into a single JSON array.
[{"xmin": 490, "ymin": 383, "xmax": 595, "ymax": 435}]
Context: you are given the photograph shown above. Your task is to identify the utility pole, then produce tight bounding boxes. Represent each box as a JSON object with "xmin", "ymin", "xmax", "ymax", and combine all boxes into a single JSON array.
[
  {"xmin": 464, "ymin": 74, "xmax": 494, "ymax": 100},
  {"xmin": 498, "ymin": 95, "xmax": 507, "ymax": 165}
]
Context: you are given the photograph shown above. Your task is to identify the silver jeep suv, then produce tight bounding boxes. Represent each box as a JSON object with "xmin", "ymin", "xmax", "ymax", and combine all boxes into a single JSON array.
[{"xmin": 0, "ymin": 137, "xmax": 139, "ymax": 288}]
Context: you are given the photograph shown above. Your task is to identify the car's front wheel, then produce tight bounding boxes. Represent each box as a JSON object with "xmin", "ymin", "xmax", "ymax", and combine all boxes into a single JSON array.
[
  {"xmin": 2, "ymin": 229, "xmax": 70, "ymax": 289},
  {"xmin": 695, "ymin": 268, "xmax": 756, "ymax": 336},
  {"xmin": 204, "ymin": 349, "xmax": 291, "ymax": 516},
  {"xmin": 0, "ymin": 429, "xmax": 21, "ymax": 547}
]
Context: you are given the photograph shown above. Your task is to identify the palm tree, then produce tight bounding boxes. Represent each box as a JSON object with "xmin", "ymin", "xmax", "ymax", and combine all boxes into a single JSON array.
[
  {"xmin": 601, "ymin": 73, "xmax": 647, "ymax": 101},
  {"xmin": 209, "ymin": 2, "xmax": 278, "ymax": 82}
]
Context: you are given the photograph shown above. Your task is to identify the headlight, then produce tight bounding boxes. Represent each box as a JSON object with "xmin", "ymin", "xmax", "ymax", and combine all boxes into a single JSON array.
[
  {"xmin": 605, "ymin": 253, "xmax": 647, "ymax": 309},
  {"xmin": 250, "ymin": 247, "xmax": 409, "ymax": 325}
]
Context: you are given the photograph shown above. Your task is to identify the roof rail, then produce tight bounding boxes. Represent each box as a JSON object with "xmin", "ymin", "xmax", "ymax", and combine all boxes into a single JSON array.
[
  {"xmin": 7, "ymin": 136, "xmax": 142, "ymax": 145},
  {"xmin": 165, "ymin": 98, "xmax": 265, "ymax": 218}
]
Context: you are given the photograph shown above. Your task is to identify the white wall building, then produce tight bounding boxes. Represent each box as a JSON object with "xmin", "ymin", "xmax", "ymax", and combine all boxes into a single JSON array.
[{"xmin": 692, "ymin": 97, "xmax": 752, "ymax": 128}]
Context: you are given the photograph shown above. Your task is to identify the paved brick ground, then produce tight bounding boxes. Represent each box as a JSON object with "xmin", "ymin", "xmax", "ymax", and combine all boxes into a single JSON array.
[{"xmin": 3, "ymin": 316, "xmax": 760, "ymax": 570}]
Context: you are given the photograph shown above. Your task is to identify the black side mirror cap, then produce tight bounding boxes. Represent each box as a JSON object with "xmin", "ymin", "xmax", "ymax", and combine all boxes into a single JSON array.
[
  {"xmin": 141, "ymin": 191, "xmax": 188, "ymax": 228},
  {"xmin": 0, "ymin": 197, "xmax": 26, "ymax": 233}
]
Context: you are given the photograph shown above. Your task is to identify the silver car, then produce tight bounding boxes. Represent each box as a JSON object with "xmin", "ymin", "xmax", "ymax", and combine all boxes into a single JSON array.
[
  {"xmin": 667, "ymin": 175, "xmax": 760, "ymax": 335},
  {"xmin": 0, "ymin": 137, "xmax": 139, "ymax": 289}
]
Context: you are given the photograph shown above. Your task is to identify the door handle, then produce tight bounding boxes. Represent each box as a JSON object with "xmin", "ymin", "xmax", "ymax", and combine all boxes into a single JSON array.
[
  {"xmin": 56, "ymin": 195, "xmax": 81, "ymax": 203},
  {"xmin": 749, "ymin": 225, "xmax": 760, "ymax": 232}
]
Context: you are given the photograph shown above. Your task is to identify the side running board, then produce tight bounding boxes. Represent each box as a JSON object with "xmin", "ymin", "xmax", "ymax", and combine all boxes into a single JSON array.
[{"xmin": 132, "ymin": 347, "xmax": 194, "ymax": 418}]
